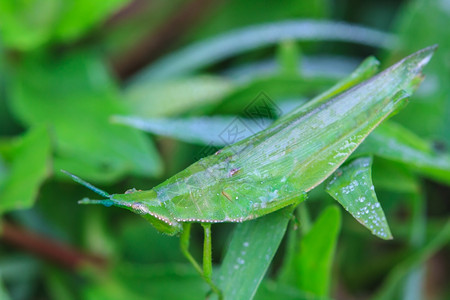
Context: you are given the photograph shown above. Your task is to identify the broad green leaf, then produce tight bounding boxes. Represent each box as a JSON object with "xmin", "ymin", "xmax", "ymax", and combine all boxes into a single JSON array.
[
  {"xmin": 214, "ymin": 206, "xmax": 296, "ymax": 300},
  {"xmin": 129, "ymin": 20, "xmax": 395, "ymax": 82},
  {"xmin": 0, "ymin": 126, "xmax": 51, "ymax": 214},
  {"xmin": 326, "ymin": 156, "xmax": 392, "ymax": 240},
  {"xmin": 0, "ymin": 0, "xmax": 59, "ymax": 50},
  {"xmin": 52, "ymin": 0, "xmax": 128, "ymax": 42},
  {"xmin": 292, "ymin": 206, "xmax": 341, "ymax": 296},
  {"xmin": 0, "ymin": 0, "xmax": 128, "ymax": 50},
  {"xmin": 8, "ymin": 51, "xmax": 162, "ymax": 182},
  {"xmin": 124, "ymin": 76, "xmax": 234, "ymax": 118},
  {"xmin": 372, "ymin": 220, "xmax": 450, "ymax": 300},
  {"xmin": 357, "ymin": 122, "xmax": 450, "ymax": 185}
]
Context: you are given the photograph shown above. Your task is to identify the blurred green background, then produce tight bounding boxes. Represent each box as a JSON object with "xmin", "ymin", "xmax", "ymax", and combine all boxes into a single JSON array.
[{"xmin": 0, "ymin": 0, "xmax": 449, "ymax": 299}]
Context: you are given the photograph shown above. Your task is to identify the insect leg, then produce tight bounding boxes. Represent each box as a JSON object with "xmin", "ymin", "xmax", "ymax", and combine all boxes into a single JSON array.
[
  {"xmin": 180, "ymin": 223, "xmax": 203, "ymax": 275},
  {"xmin": 180, "ymin": 223, "xmax": 222, "ymax": 299},
  {"xmin": 201, "ymin": 223, "xmax": 222, "ymax": 299}
]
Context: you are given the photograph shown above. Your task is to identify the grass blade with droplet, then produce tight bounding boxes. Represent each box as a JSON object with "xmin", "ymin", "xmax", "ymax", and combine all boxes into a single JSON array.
[{"xmin": 326, "ymin": 156, "xmax": 392, "ymax": 240}]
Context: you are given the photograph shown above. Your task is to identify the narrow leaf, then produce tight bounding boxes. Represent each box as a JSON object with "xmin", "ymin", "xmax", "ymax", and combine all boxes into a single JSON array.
[
  {"xmin": 116, "ymin": 56, "xmax": 380, "ymax": 146},
  {"xmin": 124, "ymin": 76, "xmax": 234, "ymax": 118},
  {"xmin": 129, "ymin": 20, "xmax": 395, "ymax": 82},
  {"xmin": 293, "ymin": 206, "xmax": 342, "ymax": 296},
  {"xmin": 215, "ymin": 206, "xmax": 297, "ymax": 300},
  {"xmin": 326, "ymin": 156, "xmax": 392, "ymax": 240},
  {"xmin": 255, "ymin": 280, "xmax": 331, "ymax": 300},
  {"xmin": 357, "ymin": 121, "xmax": 450, "ymax": 184},
  {"xmin": 112, "ymin": 116, "xmax": 270, "ymax": 146}
]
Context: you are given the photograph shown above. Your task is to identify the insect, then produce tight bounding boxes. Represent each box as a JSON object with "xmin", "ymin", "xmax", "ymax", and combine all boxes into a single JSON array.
[{"xmin": 65, "ymin": 46, "xmax": 435, "ymax": 298}]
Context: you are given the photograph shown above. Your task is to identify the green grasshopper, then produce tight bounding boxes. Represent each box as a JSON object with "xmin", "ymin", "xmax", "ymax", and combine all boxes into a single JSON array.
[{"xmin": 64, "ymin": 46, "xmax": 435, "ymax": 298}]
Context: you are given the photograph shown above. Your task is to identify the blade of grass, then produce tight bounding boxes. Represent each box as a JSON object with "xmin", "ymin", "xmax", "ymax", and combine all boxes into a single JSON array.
[
  {"xmin": 124, "ymin": 75, "xmax": 234, "ymax": 118},
  {"xmin": 112, "ymin": 116, "xmax": 270, "ymax": 146},
  {"xmin": 129, "ymin": 20, "xmax": 395, "ymax": 82},
  {"xmin": 214, "ymin": 205, "xmax": 297, "ymax": 300},
  {"xmin": 402, "ymin": 191, "xmax": 426, "ymax": 300},
  {"xmin": 291, "ymin": 206, "xmax": 342, "ymax": 297},
  {"xmin": 117, "ymin": 55, "xmax": 381, "ymax": 146},
  {"xmin": 356, "ymin": 121, "xmax": 450, "ymax": 184}
]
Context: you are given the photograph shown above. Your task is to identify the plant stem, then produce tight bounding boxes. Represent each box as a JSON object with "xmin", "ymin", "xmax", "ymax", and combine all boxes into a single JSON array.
[{"xmin": 0, "ymin": 220, "xmax": 106, "ymax": 271}]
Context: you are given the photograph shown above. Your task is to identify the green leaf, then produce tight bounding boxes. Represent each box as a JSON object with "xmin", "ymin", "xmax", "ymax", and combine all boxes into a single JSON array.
[
  {"xmin": 112, "ymin": 116, "xmax": 270, "ymax": 146},
  {"xmin": 276, "ymin": 41, "xmax": 301, "ymax": 76},
  {"xmin": 9, "ymin": 51, "xmax": 162, "ymax": 182},
  {"xmin": 83, "ymin": 263, "xmax": 208, "ymax": 300},
  {"xmin": 117, "ymin": 55, "xmax": 381, "ymax": 146},
  {"xmin": 124, "ymin": 76, "xmax": 234, "ymax": 118},
  {"xmin": 214, "ymin": 206, "xmax": 296, "ymax": 300},
  {"xmin": 213, "ymin": 75, "xmax": 335, "ymax": 114},
  {"xmin": 0, "ymin": 0, "xmax": 59, "ymax": 50},
  {"xmin": 390, "ymin": 0, "xmax": 450, "ymax": 147},
  {"xmin": 0, "ymin": 276, "xmax": 11, "ymax": 300},
  {"xmin": 292, "ymin": 206, "xmax": 341, "ymax": 296},
  {"xmin": 326, "ymin": 156, "xmax": 392, "ymax": 240},
  {"xmin": 0, "ymin": 0, "xmax": 128, "ymax": 50},
  {"xmin": 129, "ymin": 20, "xmax": 395, "ymax": 82},
  {"xmin": 255, "ymin": 280, "xmax": 331, "ymax": 300},
  {"xmin": 52, "ymin": 0, "xmax": 128, "ymax": 43},
  {"xmin": 0, "ymin": 126, "xmax": 51, "ymax": 214},
  {"xmin": 273, "ymin": 54, "xmax": 380, "ymax": 125},
  {"xmin": 357, "ymin": 122, "xmax": 450, "ymax": 185}
]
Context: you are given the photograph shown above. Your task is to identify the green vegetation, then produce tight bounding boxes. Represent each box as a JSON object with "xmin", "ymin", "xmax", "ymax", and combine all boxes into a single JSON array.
[{"xmin": 0, "ymin": 0, "xmax": 449, "ymax": 299}]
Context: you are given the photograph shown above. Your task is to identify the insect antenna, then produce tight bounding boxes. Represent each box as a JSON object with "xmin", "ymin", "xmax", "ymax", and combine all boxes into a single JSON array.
[
  {"xmin": 61, "ymin": 170, "xmax": 111, "ymax": 198},
  {"xmin": 78, "ymin": 198, "xmax": 114, "ymax": 207}
]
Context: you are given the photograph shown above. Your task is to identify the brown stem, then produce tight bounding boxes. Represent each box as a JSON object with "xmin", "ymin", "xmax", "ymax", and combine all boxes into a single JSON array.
[
  {"xmin": 105, "ymin": 0, "xmax": 151, "ymax": 26},
  {"xmin": 1, "ymin": 220, "xmax": 106, "ymax": 271},
  {"xmin": 111, "ymin": 0, "xmax": 221, "ymax": 80}
]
